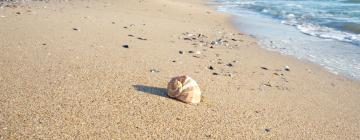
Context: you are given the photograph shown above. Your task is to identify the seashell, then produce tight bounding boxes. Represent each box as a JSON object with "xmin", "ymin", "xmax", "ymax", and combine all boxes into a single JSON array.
[{"xmin": 167, "ymin": 75, "xmax": 201, "ymax": 104}]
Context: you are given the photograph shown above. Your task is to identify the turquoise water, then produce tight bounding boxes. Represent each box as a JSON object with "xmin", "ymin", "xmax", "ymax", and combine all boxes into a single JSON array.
[
  {"xmin": 215, "ymin": 0, "xmax": 360, "ymax": 45},
  {"xmin": 214, "ymin": 0, "xmax": 360, "ymax": 80}
]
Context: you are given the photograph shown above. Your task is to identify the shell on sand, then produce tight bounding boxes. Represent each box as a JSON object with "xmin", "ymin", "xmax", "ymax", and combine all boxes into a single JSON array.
[{"xmin": 167, "ymin": 75, "xmax": 201, "ymax": 104}]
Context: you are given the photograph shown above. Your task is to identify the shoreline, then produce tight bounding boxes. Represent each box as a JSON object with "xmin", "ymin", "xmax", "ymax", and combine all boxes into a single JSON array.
[
  {"xmin": 211, "ymin": 0, "xmax": 360, "ymax": 81},
  {"xmin": 206, "ymin": 0, "xmax": 360, "ymax": 83},
  {"xmin": 1, "ymin": 0, "xmax": 360, "ymax": 139}
]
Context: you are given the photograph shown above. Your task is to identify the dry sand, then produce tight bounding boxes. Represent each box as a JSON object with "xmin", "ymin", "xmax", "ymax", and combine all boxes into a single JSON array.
[{"xmin": 1, "ymin": 0, "xmax": 360, "ymax": 139}]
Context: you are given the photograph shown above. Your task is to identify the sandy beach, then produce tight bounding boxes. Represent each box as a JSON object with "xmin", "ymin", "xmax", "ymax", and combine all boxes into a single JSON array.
[{"xmin": 1, "ymin": 0, "xmax": 360, "ymax": 139}]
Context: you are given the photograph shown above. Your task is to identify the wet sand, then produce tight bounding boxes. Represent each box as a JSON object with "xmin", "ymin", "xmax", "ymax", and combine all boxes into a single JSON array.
[{"xmin": 0, "ymin": 0, "xmax": 360, "ymax": 139}]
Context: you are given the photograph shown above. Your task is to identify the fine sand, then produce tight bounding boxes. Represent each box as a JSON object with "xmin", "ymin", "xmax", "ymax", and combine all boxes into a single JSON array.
[{"xmin": 1, "ymin": 0, "xmax": 360, "ymax": 139}]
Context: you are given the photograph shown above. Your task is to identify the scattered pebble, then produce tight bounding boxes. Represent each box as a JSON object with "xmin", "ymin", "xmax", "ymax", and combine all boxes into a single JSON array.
[
  {"xmin": 183, "ymin": 37, "xmax": 191, "ymax": 41},
  {"xmin": 265, "ymin": 128, "xmax": 271, "ymax": 132},
  {"xmin": 16, "ymin": 12, "xmax": 21, "ymax": 15},
  {"xmin": 212, "ymin": 72, "xmax": 219, "ymax": 75},
  {"xmin": 195, "ymin": 51, "xmax": 201, "ymax": 55},
  {"xmin": 42, "ymin": 43, "xmax": 46, "ymax": 46},
  {"xmin": 122, "ymin": 44, "xmax": 129, "ymax": 48},
  {"xmin": 226, "ymin": 63, "xmax": 233, "ymax": 67},
  {"xmin": 112, "ymin": 21, "xmax": 116, "ymax": 24},
  {"xmin": 72, "ymin": 28, "xmax": 79, "ymax": 31},
  {"xmin": 179, "ymin": 51, "xmax": 183, "ymax": 54},
  {"xmin": 150, "ymin": 69, "xmax": 160, "ymax": 73},
  {"xmin": 188, "ymin": 51, "xmax": 194, "ymax": 53},
  {"xmin": 260, "ymin": 67, "xmax": 268, "ymax": 70},
  {"xmin": 128, "ymin": 34, "xmax": 134, "ymax": 37},
  {"xmin": 172, "ymin": 60, "xmax": 176, "ymax": 63},
  {"xmin": 225, "ymin": 73, "xmax": 233, "ymax": 77},
  {"xmin": 284, "ymin": 66, "xmax": 290, "ymax": 71},
  {"xmin": 208, "ymin": 66, "xmax": 214, "ymax": 70},
  {"xmin": 263, "ymin": 81, "xmax": 272, "ymax": 87},
  {"xmin": 137, "ymin": 37, "xmax": 147, "ymax": 41}
]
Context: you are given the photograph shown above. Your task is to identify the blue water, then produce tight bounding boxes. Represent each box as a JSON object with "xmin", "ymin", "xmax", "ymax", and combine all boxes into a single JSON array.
[{"xmin": 213, "ymin": 0, "xmax": 360, "ymax": 80}]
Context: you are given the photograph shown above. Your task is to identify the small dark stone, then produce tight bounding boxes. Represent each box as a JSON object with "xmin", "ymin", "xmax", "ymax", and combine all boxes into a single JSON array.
[
  {"xmin": 188, "ymin": 51, "xmax": 194, "ymax": 53},
  {"xmin": 264, "ymin": 82, "xmax": 272, "ymax": 87},
  {"xmin": 255, "ymin": 111, "xmax": 260, "ymax": 113},
  {"xmin": 122, "ymin": 45, "xmax": 129, "ymax": 48},
  {"xmin": 150, "ymin": 69, "xmax": 160, "ymax": 73},
  {"xmin": 176, "ymin": 118, "xmax": 181, "ymax": 120},
  {"xmin": 42, "ymin": 43, "xmax": 46, "ymax": 46},
  {"xmin": 179, "ymin": 51, "xmax": 183, "ymax": 54},
  {"xmin": 265, "ymin": 128, "xmax": 271, "ymax": 132},
  {"xmin": 183, "ymin": 37, "xmax": 191, "ymax": 40},
  {"xmin": 72, "ymin": 28, "xmax": 79, "ymax": 31},
  {"xmin": 210, "ymin": 46, "xmax": 214, "ymax": 49},
  {"xmin": 284, "ymin": 66, "xmax": 290, "ymax": 71},
  {"xmin": 260, "ymin": 67, "xmax": 268, "ymax": 70},
  {"xmin": 172, "ymin": 60, "xmax": 176, "ymax": 63},
  {"xmin": 231, "ymin": 38, "xmax": 237, "ymax": 41},
  {"xmin": 208, "ymin": 66, "xmax": 214, "ymax": 70},
  {"xmin": 123, "ymin": 26, "xmax": 128, "ymax": 29},
  {"xmin": 226, "ymin": 63, "xmax": 233, "ymax": 67},
  {"xmin": 16, "ymin": 12, "xmax": 21, "ymax": 15},
  {"xmin": 112, "ymin": 21, "xmax": 116, "ymax": 24},
  {"xmin": 212, "ymin": 72, "xmax": 219, "ymax": 75},
  {"xmin": 128, "ymin": 34, "xmax": 134, "ymax": 37},
  {"xmin": 137, "ymin": 37, "xmax": 147, "ymax": 41}
]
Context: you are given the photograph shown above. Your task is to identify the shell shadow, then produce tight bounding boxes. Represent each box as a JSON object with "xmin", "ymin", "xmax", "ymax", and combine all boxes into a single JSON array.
[{"xmin": 133, "ymin": 85, "xmax": 168, "ymax": 97}]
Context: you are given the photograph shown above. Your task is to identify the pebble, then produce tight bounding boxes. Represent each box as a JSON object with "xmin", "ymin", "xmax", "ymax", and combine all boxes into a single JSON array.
[
  {"xmin": 226, "ymin": 63, "xmax": 233, "ymax": 67},
  {"xmin": 188, "ymin": 51, "xmax": 194, "ymax": 53},
  {"xmin": 72, "ymin": 28, "xmax": 79, "ymax": 31},
  {"xmin": 208, "ymin": 66, "xmax": 214, "ymax": 70},
  {"xmin": 260, "ymin": 67, "xmax": 268, "ymax": 70},
  {"xmin": 265, "ymin": 128, "xmax": 271, "ymax": 132},
  {"xmin": 179, "ymin": 51, "xmax": 183, "ymax": 54},
  {"xmin": 150, "ymin": 69, "xmax": 160, "ymax": 73},
  {"xmin": 16, "ymin": 12, "xmax": 21, "ymax": 15},
  {"xmin": 212, "ymin": 72, "xmax": 219, "ymax": 75},
  {"xmin": 128, "ymin": 34, "xmax": 134, "ymax": 37},
  {"xmin": 284, "ymin": 66, "xmax": 290, "ymax": 71},
  {"xmin": 226, "ymin": 73, "xmax": 233, "ymax": 77},
  {"xmin": 122, "ymin": 44, "xmax": 129, "ymax": 48},
  {"xmin": 263, "ymin": 82, "xmax": 272, "ymax": 87},
  {"xmin": 137, "ymin": 37, "xmax": 147, "ymax": 41},
  {"xmin": 195, "ymin": 51, "xmax": 201, "ymax": 55}
]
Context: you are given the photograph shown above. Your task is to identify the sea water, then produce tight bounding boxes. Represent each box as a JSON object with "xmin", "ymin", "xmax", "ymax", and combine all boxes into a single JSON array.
[{"xmin": 213, "ymin": 0, "xmax": 360, "ymax": 80}]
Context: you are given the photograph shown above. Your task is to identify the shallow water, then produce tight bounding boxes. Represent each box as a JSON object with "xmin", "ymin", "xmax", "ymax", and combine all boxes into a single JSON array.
[{"xmin": 213, "ymin": 0, "xmax": 360, "ymax": 80}]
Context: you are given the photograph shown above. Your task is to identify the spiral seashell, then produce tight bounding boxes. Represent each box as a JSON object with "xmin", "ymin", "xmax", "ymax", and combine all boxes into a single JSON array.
[{"xmin": 167, "ymin": 75, "xmax": 201, "ymax": 104}]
